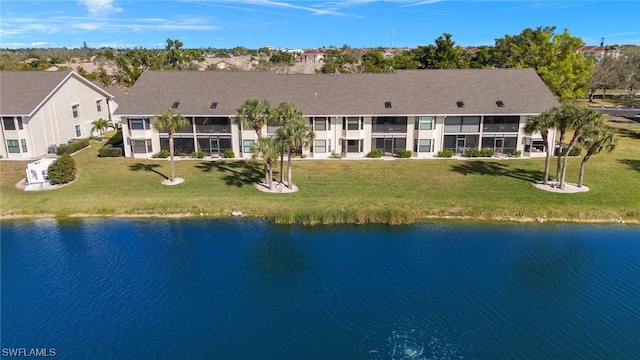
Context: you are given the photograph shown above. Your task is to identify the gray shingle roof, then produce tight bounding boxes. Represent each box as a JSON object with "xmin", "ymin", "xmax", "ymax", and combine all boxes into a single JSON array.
[
  {"xmin": 115, "ymin": 69, "xmax": 559, "ymax": 117},
  {"xmin": 0, "ymin": 71, "xmax": 113, "ymax": 116}
]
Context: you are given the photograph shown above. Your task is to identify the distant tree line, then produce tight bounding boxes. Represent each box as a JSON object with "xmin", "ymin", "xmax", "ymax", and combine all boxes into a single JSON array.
[{"xmin": 1, "ymin": 27, "xmax": 638, "ymax": 102}]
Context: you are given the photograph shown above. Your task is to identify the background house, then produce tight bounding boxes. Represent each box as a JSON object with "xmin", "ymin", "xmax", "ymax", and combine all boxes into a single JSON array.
[{"xmin": 0, "ymin": 71, "xmax": 116, "ymax": 159}]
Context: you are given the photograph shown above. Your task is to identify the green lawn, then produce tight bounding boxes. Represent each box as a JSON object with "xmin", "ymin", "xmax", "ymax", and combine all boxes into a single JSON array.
[{"xmin": 2, "ymin": 119, "xmax": 639, "ymax": 224}]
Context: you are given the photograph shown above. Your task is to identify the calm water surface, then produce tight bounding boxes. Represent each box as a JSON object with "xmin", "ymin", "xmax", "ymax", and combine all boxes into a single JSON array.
[{"xmin": 1, "ymin": 219, "xmax": 639, "ymax": 359}]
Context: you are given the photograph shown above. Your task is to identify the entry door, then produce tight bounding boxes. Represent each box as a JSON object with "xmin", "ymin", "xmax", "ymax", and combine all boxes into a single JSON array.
[
  {"xmin": 495, "ymin": 138, "xmax": 504, "ymax": 154},
  {"xmin": 457, "ymin": 138, "xmax": 466, "ymax": 154},
  {"xmin": 210, "ymin": 138, "xmax": 219, "ymax": 155},
  {"xmin": 384, "ymin": 138, "xmax": 393, "ymax": 156}
]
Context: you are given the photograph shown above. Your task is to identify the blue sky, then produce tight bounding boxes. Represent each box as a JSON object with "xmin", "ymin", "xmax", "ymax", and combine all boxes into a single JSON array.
[{"xmin": 1, "ymin": 1, "xmax": 639, "ymax": 49}]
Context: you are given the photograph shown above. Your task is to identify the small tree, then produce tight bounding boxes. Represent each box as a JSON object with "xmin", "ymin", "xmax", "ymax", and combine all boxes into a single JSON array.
[
  {"xmin": 252, "ymin": 137, "xmax": 279, "ymax": 190},
  {"xmin": 91, "ymin": 118, "xmax": 112, "ymax": 141},
  {"xmin": 236, "ymin": 98, "xmax": 271, "ymax": 138},
  {"xmin": 153, "ymin": 108, "xmax": 190, "ymax": 182},
  {"xmin": 558, "ymin": 103, "xmax": 605, "ymax": 189},
  {"xmin": 48, "ymin": 154, "xmax": 76, "ymax": 184},
  {"xmin": 525, "ymin": 109, "xmax": 557, "ymax": 185},
  {"xmin": 577, "ymin": 125, "xmax": 617, "ymax": 187}
]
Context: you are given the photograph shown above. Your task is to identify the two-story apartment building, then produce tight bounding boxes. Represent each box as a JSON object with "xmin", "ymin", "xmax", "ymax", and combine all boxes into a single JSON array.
[
  {"xmin": 115, "ymin": 69, "xmax": 558, "ymax": 159},
  {"xmin": 0, "ymin": 71, "xmax": 116, "ymax": 160}
]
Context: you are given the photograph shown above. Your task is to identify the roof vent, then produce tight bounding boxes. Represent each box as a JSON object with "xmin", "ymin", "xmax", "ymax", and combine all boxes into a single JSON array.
[
  {"xmin": 210, "ymin": 101, "xmax": 218, "ymax": 109},
  {"xmin": 496, "ymin": 100, "xmax": 505, "ymax": 107},
  {"xmin": 172, "ymin": 101, "xmax": 180, "ymax": 109},
  {"xmin": 385, "ymin": 101, "xmax": 392, "ymax": 108},
  {"xmin": 456, "ymin": 101, "xmax": 465, "ymax": 108}
]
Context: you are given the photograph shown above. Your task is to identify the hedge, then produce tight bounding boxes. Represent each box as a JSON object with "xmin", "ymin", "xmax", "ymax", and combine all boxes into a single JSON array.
[
  {"xmin": 98, "ymin": 145, "xmax": 123, "ymax": 157},
  {"xmin": 57, "ymin": 139, "xmax": 90, "ymax": 155}
]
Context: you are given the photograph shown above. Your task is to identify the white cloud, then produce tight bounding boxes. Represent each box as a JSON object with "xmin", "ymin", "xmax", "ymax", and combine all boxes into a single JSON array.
[{"xmin": 77, "ymin": 0, "xmax": 123, "ymax": 16}]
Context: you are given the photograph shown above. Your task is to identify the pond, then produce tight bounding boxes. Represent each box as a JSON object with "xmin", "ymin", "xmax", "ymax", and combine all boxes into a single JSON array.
[{"xmin": 1, "ymin": 219, "xmax": 638, "ymax": 359}]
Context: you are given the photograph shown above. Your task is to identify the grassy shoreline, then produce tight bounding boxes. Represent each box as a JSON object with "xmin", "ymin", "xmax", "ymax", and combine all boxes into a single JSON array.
[{"xmin": 1, "ymin": 119, "xmax": 639, "ymax": 225}]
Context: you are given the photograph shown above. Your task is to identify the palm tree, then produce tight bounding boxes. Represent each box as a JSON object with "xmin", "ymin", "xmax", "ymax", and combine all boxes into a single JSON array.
[
  {"xmin": 236, "ymin": 98, "xmax": 271, "ymax": 139},
  {"xmin": 252, "ymin": 136, "xmax": 279, "ymax": 190},
  {"xmin": 91, "ymin": 118, "xmax": 112, "ymax": 141},
  {"xmin": 554, "ymin": 102, "xmax": 576, "ymax": 183},
  {"xmin": 278, "ymin": 117, "xmax": 315, "ymax": 190},
  {"xmin": 558, "ymin": 104, "xmax": 605, "ymax": 189},
  {"xmin": 577, "ymin": 125, "xmax": 617, "ymax": 187},
  {"xmin": 525, "ymin": 109, "xmax": 557, "ymax": 185},
  {"xmin": 271, "ymin": 102, "xmax": 304, "ymax": 184},
  {"xmin": 153, "ymin": 108, "xmax": 190, "ymax": 182}
]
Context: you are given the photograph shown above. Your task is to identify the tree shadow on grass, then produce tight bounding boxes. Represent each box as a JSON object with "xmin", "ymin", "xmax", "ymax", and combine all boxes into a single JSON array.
[
  {"xmin": 618, "ymin": 159, "xmax": 640, "ymax": 173},
  {"xmin": 615, "ymin": 127, "xmax": 640, "ymax": 140},
  {"xmin": 195, "ymin": 160, "xmax": 263, "ymax": 187},
  {"xmin": 129, "ymin": 163, "xmax": 169, "ymax": 180},
  {"xmin": 449, "ymin": 160, "xmax": 544, "ymax": 182}
]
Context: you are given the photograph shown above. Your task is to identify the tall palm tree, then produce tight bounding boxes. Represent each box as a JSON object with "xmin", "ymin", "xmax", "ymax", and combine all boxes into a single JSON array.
[
  {"xmin": 153, "ymin": 108, "xmax": 190, "ymax": 182},
  {"xmin": 554, "ymin": 101, "xmax": 577, "ymax": 183},
  {"xmin": 525, "ymin": 109, "xmax": 557, "ymax": 185},
  {"xmin": 577, "ymin": 125, "xmax": 617, "ymax": 187},
  {"xmin": 236, "ymin": 98, "xmax": 271, "ymax": 139},
  {"xmin": 252, "ymin": 136, "xmax": 279, "ymax": 190},
  {"xmin": 272, "ymin": 102, "xmax": 305, "ymax": 183},
  {"xmin": 91, "ymin": 118, "xmax": 112, "ymax": 141},
  {"xmin": 558, "ymin": 104, "xmax": 605, "ymax": 189},
  {"xmin": 278, "ymin": 117, "xmax": 315, "ymax": 190}
]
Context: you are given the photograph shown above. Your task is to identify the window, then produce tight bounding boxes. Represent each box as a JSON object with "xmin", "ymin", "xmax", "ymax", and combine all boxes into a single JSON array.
[
  {"xmin": 6, "ymin": 140, "xmax": 19, "ymax": 153},
  {"xmin": 243, "ymin": 140, "xmax": 255, "ymax": 153},
  {"xmin": 314, "ymin": 139, "xmax": 326, "ymax": 153},
  {"xmin": 132, "ymin": 139, "xmax": 152, "ymax": 154},
  {"xmin": 346, "ymin": 117, "xmax": 360, "ymax": 130},
  {"xmin": 21, "ymin": 139, "xmax": 28, "ymax": 152},
  {"xmin": 17, "ymin": 117, "xmax": 23, "ymax": 130},
  {"xmin": 373, "ymin": 116, "xmax": 407, "ymax": 133},
  {"xmin": 2, "ymin": 117, "xmax": 15, "ymax": 130},
  {"xmin": 444, "ymin": 116, "xmax": 480, "ymax": 133},
  {"xmin": 314, "ymin": 117, "xmax": 327, "ymax": 131},
  {"xmin": 96, "ymin": 100, "xmax": 102, "ymax": 112},
  {"xmin": 416, "ymin": 139, "xmax": 431, "ymax": 152},
  {"xmin": 75, "ymin": 124, "xmax": 81, "ymax": 137},
  {"xmin": 483, "ymin": 116, "xmax": 519, "ymax": 133},
  {"xmin": 72, "ymin": 105, "xmax": 79, "ymax": 118},
  {"xmin": 416, "ymin": 116, "xmax": 434, "ymax": 130},
  {"xmin": 130, "ymin": 119, "xmax": 144, "ymax": 130}
]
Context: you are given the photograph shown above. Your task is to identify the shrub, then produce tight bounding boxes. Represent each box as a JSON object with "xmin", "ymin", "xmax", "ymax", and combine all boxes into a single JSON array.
[
  {"xmin": 568, "ymin": 146, "xmax": 581, "ymax": 156},
  {"xmin": 152, "ymin": 150, "xmax": 170, "ymax": 158},
  {"xmin": 511, "ymin": 150, "xmax": 522, "ymax": 157},
  {"xmin": 191, "ymin": 150, "xmax": 206, "ymax": 159},
  {"xmin": 57, "ymin": 139, "xmax": 90, "ymax": 155},
  {"xmin": 48, "ymin": 154, "xmax": 76, "ymax": 184},
  {"xmin": 480, "ymin": 148, "xmax": 494, "ymax": 157},
  {"xmin": 466, "ymin": 148, "xmax": 481, "ymax": 157},
  {"xmin": 330, "ymin": 151, "xmax": 343, "ymax": 159},
  {"xmin": 98, "ymin": 145, "xmax": 122, "ymax": 157},
  {"xmin": 437, "ymin": 149, "xmax": 454, "ymax": 157},
  {"xmin": 396, "ymin": 149, "xmax": 412, "ymax": 158},
  {"xmin": 223, "ymin": 149, "xmax": 235, "ymax": 158},
  {"xmin": 366, "ymin": 149, "xmax": 383, "ymax": 158}
]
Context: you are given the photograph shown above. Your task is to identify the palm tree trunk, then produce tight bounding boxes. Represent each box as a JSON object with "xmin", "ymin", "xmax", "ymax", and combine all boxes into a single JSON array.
[
  {"xmin": 578, "ymin": 153, "xmax": 593, "ymax": 188},
  {"xmin": 578, "ymin": 158, "xmax": 587, "ymax": 188},
  {"xmin": 556, "ymin": 131, "xmax": 565, "ymax": 182},
  {"xmin": 169, "ymin": 133, "xmax": 176, "ymax": 182},
  {"xmin": 287, "ymin": 152, "xmax": 293, "ymax": 189},
  {"xmin": 280, "ymin": 145, "xmax": 284, "ymax": 184},
  {"xmin": 263, "ymin": 162, "xmax": 268, "ymax": 185},
  {"xmin": 268, "ymin": 162, "xmax": 274, "ymax": 190},
  {"xmin": 542, "ymin": 132, "xmax": 550, "ymax": 185}
]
